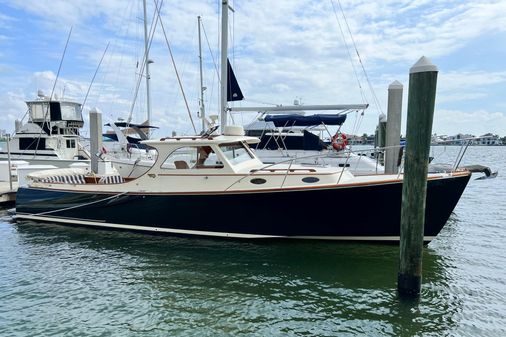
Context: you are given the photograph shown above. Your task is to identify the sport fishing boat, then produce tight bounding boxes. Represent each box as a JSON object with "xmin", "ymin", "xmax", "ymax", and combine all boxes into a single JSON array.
[
  {"xmin": 15, "ymin": 125, "xmax": 471, "ymax": 242},
  {"xmin": 0, "ymin": 91, "xmax": 90, "ymax": 167}
]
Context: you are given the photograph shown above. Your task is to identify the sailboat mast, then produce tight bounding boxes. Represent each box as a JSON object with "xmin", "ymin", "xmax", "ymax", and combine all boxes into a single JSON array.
[
  {"xmin": 143, "ymin": 0, "xmax": 152, "ymax": 136},
  {"xmin": 220, "ymin": 0, "xmax": 229, "ymax": 131},
  {"xmin": 198, "ymin": 16, "xmax": 206, "ymax": 132}
]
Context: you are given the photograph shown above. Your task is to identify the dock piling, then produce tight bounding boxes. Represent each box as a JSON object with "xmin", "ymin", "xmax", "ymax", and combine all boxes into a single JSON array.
[
  {"xmin": 89, "ymin": 108, "xmax": 102, "ymax": 174},
  {"xmin": 6, "ymin": 134, "xmax": 12, "ymax": 191},
  {"xmin": 398, "ymin": 56, "xmax": 438, "ymax": 297},
  {"xmin": 385, "ymin": 81, "xmax": 403, "ymax": 174}
]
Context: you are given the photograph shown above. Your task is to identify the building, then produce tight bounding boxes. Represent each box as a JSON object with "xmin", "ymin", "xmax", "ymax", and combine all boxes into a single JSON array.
[{"xmin": 476, "ymin": 133, "xmax": 502, "ymax": 145}]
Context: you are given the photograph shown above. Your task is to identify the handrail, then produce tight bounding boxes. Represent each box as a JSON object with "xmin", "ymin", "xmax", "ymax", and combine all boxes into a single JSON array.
[
  {"xmin": 224, "ymin": 149, "xmax": 366, "ymax": 191},
  {"xmin": 453, "ymin": 139, "xmax": 472, "ymax": 170}
]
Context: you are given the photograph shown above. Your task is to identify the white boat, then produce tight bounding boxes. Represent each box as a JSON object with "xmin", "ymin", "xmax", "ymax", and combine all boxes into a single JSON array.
[
  {"xmin": 244, "ymin": 113, "xmax": 384, "ymax": 175},
  {"xmin": 0, "ymin": 91, "xmax": 90, "ymax": 167},
  {"xmin": 99, "ymin": 0, "xmax": 159, "ymax": 177},
  {"xmin": 101, "ymin": 121, "xmax": 159, "ymax": 177}
]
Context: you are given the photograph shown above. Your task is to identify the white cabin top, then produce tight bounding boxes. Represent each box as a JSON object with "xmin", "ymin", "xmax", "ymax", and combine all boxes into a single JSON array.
[
  {"xmin": 143, "ymin": 134, "xmax": 260, "ymax": 146},
  {"xmin": 140, "ymin": 133, "xmax": 265, "ymax": 174}
]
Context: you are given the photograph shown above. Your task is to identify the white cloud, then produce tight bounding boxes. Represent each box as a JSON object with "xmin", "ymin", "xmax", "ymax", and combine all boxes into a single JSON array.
[
  {"xmin": 434, "ymin": 108, "xmax": 506, "ymax": 135},
  {"xmin": 1, "ymin": 0, "xmax": 505, "ymax": 137},
  {"xmin": 0, "ymin": 91, "xmax": 29, "ymax": 130}
]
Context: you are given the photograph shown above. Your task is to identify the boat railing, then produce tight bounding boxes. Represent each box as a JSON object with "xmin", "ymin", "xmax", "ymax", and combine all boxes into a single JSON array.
[
  {"xmin": 225, "ymin": 150, "xmax": 360, "ymax": 191},
  {"xmin": 225, "ymin": 141, "xmax": 466, "ymax": 191}
]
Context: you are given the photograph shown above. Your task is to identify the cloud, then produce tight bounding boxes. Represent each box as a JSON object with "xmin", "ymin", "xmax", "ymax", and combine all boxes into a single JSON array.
[
  {"xmin": 1, "ymin": 0, "xmax": 505, "ymax": 137},
  {"xmin": 434, "ymin": 108, "xmax": 506, "ymax": 135},
  {"xmin": 339, "ymin": 0, "xmax": 506, "ymax": 62},
  {"xmin": 0, "ymin": 91, "xmax": 29, "ymax": 129},
  {"xmin": 436, "ymin": 70, "xmax": 506, "ymax": 103}
]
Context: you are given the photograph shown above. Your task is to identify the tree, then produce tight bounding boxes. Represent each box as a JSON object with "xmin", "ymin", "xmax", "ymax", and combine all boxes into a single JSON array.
[{"xmin": 362, "ymin": 133, "xmax": 368, "ymax": 144}]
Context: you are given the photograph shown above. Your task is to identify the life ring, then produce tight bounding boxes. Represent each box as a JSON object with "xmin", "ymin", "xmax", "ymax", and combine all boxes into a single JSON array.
[{"xmin": 331, "ymin": 132, "xmax": 348, "ymax": 151}]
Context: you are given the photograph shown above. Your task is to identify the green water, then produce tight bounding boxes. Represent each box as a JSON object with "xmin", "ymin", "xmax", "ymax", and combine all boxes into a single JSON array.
[{"xmin": 0, "ymin": 146, "xmax": 505, "ymax": 336}]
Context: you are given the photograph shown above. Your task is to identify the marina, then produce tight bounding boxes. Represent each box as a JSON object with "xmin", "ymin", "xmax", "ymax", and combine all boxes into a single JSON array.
[
  {"xmin": 0, "ymin": 0, "xmax": 505, "ymax": 336},
  {"xmin": 0, "ymin": 146, "xmax": 505, "ymax": 336}
]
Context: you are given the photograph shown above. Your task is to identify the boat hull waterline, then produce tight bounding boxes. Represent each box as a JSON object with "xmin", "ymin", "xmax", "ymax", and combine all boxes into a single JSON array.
[{"xmin": 15, "ymin": 172, "xmax": 470, "ymax": 242}]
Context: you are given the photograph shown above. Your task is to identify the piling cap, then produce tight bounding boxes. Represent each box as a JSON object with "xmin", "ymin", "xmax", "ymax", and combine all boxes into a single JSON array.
[
  {"xmin": 90, "ymin": 107, "xmax": 102, "ymax": 114},
  {"xmin": 410, "ymin": 56, "xmax": 438, "ymax": 74},
  {"xmin": 379, "ymin": 113, "xmax": 387, "ymax": 122},
  {"xmin": 388, "ymin": 80, "xmax": 403, "ymax": 89}
]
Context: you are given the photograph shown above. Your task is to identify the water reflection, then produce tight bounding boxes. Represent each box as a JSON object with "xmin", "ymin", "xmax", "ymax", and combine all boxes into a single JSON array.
[{"xmin": 0, "ymin": 214, "xmax": 465, "ymax": 337}]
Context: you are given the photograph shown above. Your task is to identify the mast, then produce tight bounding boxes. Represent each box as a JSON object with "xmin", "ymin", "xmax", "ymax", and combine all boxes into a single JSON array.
[
  {"xmin": 220, "ymin": 0, "xmax": 229, "ymax": 131},
  {"xmin": 198, "ymin": 16, "xmax": 206, "ymax": 132},
  {"xmin": 143, "ymin": 0, "xmax": 152, "ymax": 136}
]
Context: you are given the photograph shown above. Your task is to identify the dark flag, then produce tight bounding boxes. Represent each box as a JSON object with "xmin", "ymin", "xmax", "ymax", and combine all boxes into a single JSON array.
[{"xmin": 227, "ymin": 59, "xmax": 244, "ymax": 101}]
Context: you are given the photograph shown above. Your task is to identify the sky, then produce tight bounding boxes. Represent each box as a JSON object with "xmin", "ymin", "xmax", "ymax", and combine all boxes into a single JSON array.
[{"xmin": 0, "ymin": 0, "xmax": 505, "ymax": 138}]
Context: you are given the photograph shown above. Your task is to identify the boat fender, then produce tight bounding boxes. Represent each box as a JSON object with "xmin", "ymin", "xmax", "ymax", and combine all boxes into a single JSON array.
[{"xmin": 331, "ymin": 132, "xmax": 348, "ymax": 151}]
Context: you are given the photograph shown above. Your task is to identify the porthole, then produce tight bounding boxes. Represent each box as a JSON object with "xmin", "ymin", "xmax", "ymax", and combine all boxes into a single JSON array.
[
  {"xmin": 250, "ymin": 178, "xmax": 267, "ymax": 185},
  {"xmin": 302, "ymin": 177, "xmax": 319, "ymax": 183}
]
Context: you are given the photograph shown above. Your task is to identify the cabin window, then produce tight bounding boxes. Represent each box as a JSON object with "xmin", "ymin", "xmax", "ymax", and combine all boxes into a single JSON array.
[
  {"xmin": 50, "ymin": 102, "xmax": 62, "ymax": 120},
  {"xmin": 66, "ymin": 139, "xmax": 76, "ymax": 148},
  {"xmin": 161, "ymin": 146, "xmax": 224, "ymax": 170},
  {"xmin": 219, "ymin": 142, "xmax": 253, "ymax": 165},
  {"xmin": 29, "ymin": 103, "xmax": 50, "ymax": 121},
  {"xmin": 60, "ymin": 103, "xmax": 82, "ymax": 121},
  {"xmin": 19, "ymin": 137, "xmax": 46, "ymax": 150}
]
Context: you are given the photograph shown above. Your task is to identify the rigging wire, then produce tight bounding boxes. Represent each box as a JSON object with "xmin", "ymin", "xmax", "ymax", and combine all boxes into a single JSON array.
[
  {"xmin": 335, "ymin": 0, "xmax": 384, "ymax": 115},
  {"xmin": 128, "ymin": 0, "xmax": 160, "ymax": 123},
  {"xmin": 229, "ymin": 0, "xmax": 236, "ymax": 125},
  {"xmin": 201, "ymin": 21, "xmax": 221, "ymax": 86},
  {"xmin": 47, "ymin": 26, "xmax": 73, "ymax": 110},
  {"xmin": 329, "ymin": 1, "xmax": 366, "ymax": 139},
  {"xmin": 201, "ymin": 19, "xmax": 220, "ymax": 119},
  {"xmin": 330, "ymin": 1, "xmax": 366, "ymax": 104},
  {"xmin": 95, "ymin": 0, "xmax": 137, "ymax": 121},
  {"xmin": 82, "ymin": 42, "xmax": 110, "ymax": 111},
  {"xmin": 154, "ymin": 0, "xmax": 197, "ymax": 133},
  {"xmin": 34, "ymin": 26, "xmax": 73, "ymax": 155},
  {"xmin": 329, "ymin": 0, "xmax": 373, "ymax": 139}
]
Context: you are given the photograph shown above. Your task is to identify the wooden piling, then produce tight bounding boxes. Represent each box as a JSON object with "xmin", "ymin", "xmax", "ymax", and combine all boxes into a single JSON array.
[
  {"xmin": 375, "ymin": 114, "xmax": 387, "ymax": 165},
  {"xmin": 398, "ymin": 56, "xmax": 438, "ymax": 296},
  {"xmin": 6, "ymin": 134, "xmax": 12, "ymax": 191},
  {"xmin": 89, "ymin": 108, "xmax": 102, "ymax": 174},
  {"xmin": 385, "ymin": 81, "xmax": 403, "ymax": 174}
]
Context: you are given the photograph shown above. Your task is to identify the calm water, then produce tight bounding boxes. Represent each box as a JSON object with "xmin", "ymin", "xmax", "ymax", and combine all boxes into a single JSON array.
[{"xmin": 0, "ymin": 146, "xmax": 504, "ymax": 336}]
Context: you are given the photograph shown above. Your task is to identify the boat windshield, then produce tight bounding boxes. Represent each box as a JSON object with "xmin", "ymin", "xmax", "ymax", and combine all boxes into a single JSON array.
[
  {"xmin": 29, "ymin": 103, "xmax": 49, "ymax": 121},
  {"xmin": 60, "ymin": 103, "xmax": 83, "ymax": 121},
  {"xmin": 219, "ymin": 142, "xmax": 254, "ymax": 165}
]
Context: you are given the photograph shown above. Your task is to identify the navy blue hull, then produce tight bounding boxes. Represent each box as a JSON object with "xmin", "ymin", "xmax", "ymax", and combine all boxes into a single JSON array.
[{"xmin": 15, "ymin": 173, "xmax": 470, "ymax": 241}]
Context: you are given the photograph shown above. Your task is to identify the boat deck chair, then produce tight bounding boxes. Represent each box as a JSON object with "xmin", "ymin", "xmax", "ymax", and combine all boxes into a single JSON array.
[{"xmin": 174, "ymin": 160, "xmax": 189, "ymax": 169}]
